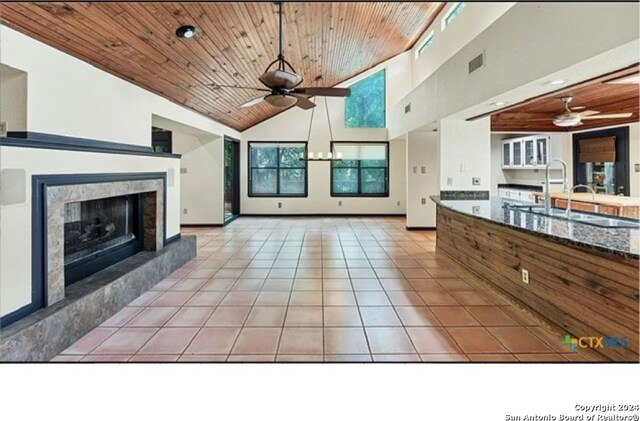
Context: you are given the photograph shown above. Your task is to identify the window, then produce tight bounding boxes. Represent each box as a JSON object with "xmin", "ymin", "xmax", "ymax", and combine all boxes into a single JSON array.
[
  {"xmin": 441, "ymin": 2, "xmax": 465, "ymax": 30},
  {"xmin": 248, "ymin": 142, "xmax": 307, "ymax": 197},
  {"xmin": 344, "ymin": 70, "xmax": 385, "ymax": 128},
  {"xmin": 331, "ymin": 142, "xmax": 389, "ymax": 197},
  {"xmin": 415, "ymin": 31, "xmax": 435, "ymax": 59}
]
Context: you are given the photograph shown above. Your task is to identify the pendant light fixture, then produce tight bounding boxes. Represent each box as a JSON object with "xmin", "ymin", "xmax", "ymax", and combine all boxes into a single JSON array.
[{"xmin": 298, "ymin": 91, "xmax": 343, "ymax": 162}]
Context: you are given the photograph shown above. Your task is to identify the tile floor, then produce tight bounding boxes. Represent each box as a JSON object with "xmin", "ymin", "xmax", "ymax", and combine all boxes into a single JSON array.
[{"xmin": 53, "ymin": 216, "xmax": 596, "ymax": 362}]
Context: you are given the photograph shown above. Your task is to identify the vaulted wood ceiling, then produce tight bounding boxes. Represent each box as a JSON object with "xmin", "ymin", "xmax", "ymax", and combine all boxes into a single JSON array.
[
  {"xmin": 0, "ymin": 2, "xmax": 444, "ymax": 131},
  {"xmin": 490, "ymin": 65, "xmax": 640, "ymax": 132}
]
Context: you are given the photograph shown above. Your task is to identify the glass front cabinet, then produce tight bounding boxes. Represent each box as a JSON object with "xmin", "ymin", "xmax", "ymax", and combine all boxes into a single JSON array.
[{"xmin": 502, "ymin": 135, "xmax": 550, "ymax": 169}]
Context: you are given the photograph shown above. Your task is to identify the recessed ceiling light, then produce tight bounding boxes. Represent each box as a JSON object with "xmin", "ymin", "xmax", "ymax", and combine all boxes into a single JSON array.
[
  {"xmin": 176, "ymin": 25, "xmax": 197, "ymax": 39},
  {"xmin": 546, "ymin": 79, "xmax": 567, "ymax": 86},
  {"xmin": 490, "ymin": 101, "xmax": 508, "ymax": 107}
]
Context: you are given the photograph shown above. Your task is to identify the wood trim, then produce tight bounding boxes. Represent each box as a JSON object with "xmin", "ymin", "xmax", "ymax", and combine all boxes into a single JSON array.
[{"xmin": 435, "ymin": 205, "xmax": 639, "ymax": 361}]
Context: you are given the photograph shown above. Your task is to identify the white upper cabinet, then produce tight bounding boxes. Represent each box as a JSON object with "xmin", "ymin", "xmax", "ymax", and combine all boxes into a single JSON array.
[{"xmin": 502, "ymin": 135, "xmax": 550, "ymax": 169}]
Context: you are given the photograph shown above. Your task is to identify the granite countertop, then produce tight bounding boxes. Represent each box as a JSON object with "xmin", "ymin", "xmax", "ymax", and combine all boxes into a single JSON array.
[
  {"xmin": 431, "ymin": 195, "xmax": 639, "ymax": 259},
  {"xmin": 497, "ymin": 184, "xmax": 543, "ymax": 192},
  {"xmin": 532, "ymin": 192, "xmax": 640, "ymax": 207}
]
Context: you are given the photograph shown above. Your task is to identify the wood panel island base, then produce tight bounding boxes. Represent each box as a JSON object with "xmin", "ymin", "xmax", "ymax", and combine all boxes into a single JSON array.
[{"xmin": 433, "ymin": 197, "xmax": 639, "ymax": 362}]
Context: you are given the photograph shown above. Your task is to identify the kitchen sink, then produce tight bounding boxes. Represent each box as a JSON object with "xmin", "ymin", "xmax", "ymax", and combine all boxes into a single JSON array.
[{"xmin": 504, "ymin": 203, "xmax": 639, "ymax": 229}]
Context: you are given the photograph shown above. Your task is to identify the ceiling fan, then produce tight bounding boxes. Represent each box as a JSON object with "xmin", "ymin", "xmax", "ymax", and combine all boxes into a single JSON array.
[
  {"xmin": 552, "ymin": 95, "xmax": 633, "ymax": 127},
  {"xmin": 210, "ymin": 1, "xmax": 350, "ymax": 110}
]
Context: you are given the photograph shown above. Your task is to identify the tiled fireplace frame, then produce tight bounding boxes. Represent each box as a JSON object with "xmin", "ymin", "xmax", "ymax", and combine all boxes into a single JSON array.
[{"xmin": 6, "ymin": 172, "xmax": 168, "ymax": 326}]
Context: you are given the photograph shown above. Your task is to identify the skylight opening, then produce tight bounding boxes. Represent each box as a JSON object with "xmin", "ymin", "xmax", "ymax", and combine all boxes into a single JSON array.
[
  {"xmin": 415, "ymin": 31, "xmax": 435, "ymax": 59},
  {"xmin": 441, "ymin": 2, "xmax": 466, "ymax": 30}
]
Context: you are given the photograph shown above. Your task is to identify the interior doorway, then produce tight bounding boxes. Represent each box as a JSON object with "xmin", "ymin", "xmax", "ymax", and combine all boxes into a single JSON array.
[{"xmin": 224, "ymin": 136, "xmax": 241, "ymax": 223}]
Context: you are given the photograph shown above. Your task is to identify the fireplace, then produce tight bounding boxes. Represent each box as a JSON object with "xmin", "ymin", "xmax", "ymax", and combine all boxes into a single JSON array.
[{"xmin": 63, "ymin": 194, "xmax": 144, "ymax": 286}]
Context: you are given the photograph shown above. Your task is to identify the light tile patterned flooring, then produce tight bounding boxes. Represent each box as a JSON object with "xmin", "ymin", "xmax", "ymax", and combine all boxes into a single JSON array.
[{"xmin": 53, "ymin": 216, "xmax": 595, "ymax": 362}]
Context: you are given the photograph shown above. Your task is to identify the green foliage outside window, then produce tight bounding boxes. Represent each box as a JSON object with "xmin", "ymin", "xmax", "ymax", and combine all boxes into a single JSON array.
[
  {"xmin": 344, "ymin": 70, "xmax": 385, "ymax": 128},
  {"xmin": 249, "ymin": 144, "xmax": 307, "ymax": 196}
]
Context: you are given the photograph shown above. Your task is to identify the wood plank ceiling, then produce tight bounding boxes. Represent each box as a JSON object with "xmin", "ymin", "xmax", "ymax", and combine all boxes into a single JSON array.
[
  {"xmin": 490, "ymin": 65, "xmax": 640, "ymax": 132},
  {"xmin": 0, "ymin": 2, "xmax": 444, "ymax": 131}
]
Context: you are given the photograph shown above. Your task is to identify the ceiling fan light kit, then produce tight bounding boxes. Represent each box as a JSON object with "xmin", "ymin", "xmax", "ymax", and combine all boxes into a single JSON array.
[
  {"xmin": 551, "ymin": 95, "xmax": 632, "ymax": 128},
  {"xmin": 213, "ymin": 1, "xmax": 350, "ymax": 110}
]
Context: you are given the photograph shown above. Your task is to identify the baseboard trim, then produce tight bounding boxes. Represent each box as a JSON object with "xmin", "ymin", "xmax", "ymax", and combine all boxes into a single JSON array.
[
  {"xmin": 239, "ymin": 213, "xmax": 406, "ymax": 217},
  {"xmin": 406, "ymin": 226, "xmax": 437, "ymax": 231},
  {"xmin": 180, "ymin": 224, "xmax": 224, "ymax": 227}
]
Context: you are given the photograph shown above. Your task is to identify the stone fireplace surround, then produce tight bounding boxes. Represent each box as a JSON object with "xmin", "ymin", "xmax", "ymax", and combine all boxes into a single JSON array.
[
  {"xmin": 0, "ymin": 172, "xmax": 196, "ymax": 361},
  {"xmin": 44, "ymin": 174, "xmax": 165, "ymax": 306}
]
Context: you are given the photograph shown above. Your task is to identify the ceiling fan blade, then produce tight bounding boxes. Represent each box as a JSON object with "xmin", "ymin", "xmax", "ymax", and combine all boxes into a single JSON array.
[
  {"xmin": 292, "ymin": 87, "xmax": 351, "ymax": 97},
  {"xmin": 578, "ymin": 110, "xmax": 600, "ymax": 116},
  {"xmin": 291, "ymin": 94, "xmax": 316, "ymax": 110},
  {"xmin": 259, "ymin": 69, "xmax": 302, "ymax": 89},
  {"xmin": 582, "ymin": 113, "xmax": 633, "ymax": 119},
  {"xmin": 240, "ymin": 96, "xmax": 266, "ymax": 108},
  {"xmin": 211, "ymin": 83, "xmax": 270, "ymax": 92}
]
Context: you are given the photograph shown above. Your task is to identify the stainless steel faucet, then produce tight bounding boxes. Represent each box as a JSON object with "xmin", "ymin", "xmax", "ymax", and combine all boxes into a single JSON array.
[
  {"xmin": 544, "ymin": 159, "xmax": 568, "ymax": 214},
  {"xmin": 566, "ymin": 184, "xmax": 596, "ymax": 218}
]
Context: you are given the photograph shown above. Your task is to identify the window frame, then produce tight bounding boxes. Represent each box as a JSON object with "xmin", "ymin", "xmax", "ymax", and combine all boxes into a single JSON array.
[
  {"xmin": 344, "ymin": 69, "xmax": 387, "ymax": 129},
  {"xmin": 415, "ymin": 30, "xmax": 435, "ymax": 59},
  {"xmin": 441, "ymin": 2, "xmax": 465, "ymax": 30},
  {"xmin": 248, "ymin": 141, "xmax": 309, "ymax": 198},
  {"xmin": 330, "ymin": 141, "xmax": 390, "ymax": 198}
]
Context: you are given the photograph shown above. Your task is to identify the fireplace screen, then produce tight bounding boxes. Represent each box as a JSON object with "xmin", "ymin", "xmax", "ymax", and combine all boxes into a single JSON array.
[{"xmin": 64, "ymin": 194, "xmax": 139, "ymax": 268}]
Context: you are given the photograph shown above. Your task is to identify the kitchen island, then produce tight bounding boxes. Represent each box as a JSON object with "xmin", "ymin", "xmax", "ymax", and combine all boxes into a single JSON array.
[{"xmin": 432, "ymin": 196, "xmax": 639, "ymax": 361}]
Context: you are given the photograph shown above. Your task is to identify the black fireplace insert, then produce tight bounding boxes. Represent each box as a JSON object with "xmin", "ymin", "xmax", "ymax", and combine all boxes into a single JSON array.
[{"xmin": 63, "ymin": 194, "xmax": 144, "ymax": 286}]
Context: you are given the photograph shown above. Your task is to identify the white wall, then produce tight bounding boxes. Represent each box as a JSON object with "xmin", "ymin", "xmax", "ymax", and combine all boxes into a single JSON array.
[
  {"xmin": 0, "ymin": 64, "xmax": 27, "ymax": 132},
  {"xmin": 390, "ymin": 2, "xmax": 640, "ymax": 138},
  {"xmin": 411, "ymin": 2, "xmax": 515, "ymax": 87},
  {"xmin": 241, "ymin": 58, "xmax": 409, "ymax": 215},
  {"xmin": 439, "ymin": 117, "xmax": 491, "ymax": 191},
  {"xmin": 172, "ymin": 132, "xmax": 224, "ymax": 224},
  {"xmin": 0, "ymin": 25, "xmax": 240, "ymax": 145},
  {"xmin": 0, "ymin": 147, "xmax": 180, "ymax": 317},
  {"xmin": 406, "ymin": 130, "xmax": 439, "ymax": 228},
  {"xmin": 0, "ymin": 25, "xmax": 239, "ymax": 319}
]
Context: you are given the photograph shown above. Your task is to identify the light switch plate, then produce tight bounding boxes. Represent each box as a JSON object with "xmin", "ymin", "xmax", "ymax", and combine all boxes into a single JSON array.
[
  {"xmin": 180, "ymin": 167, "xmax": 187, "ymax": 174},
  {"xmin": 447, "ymin": 177, "xmax": 453, "ymax": 186},
  {"xmin": 635, "ymin": 163, "xmax": 640, "ymax": 173},
  {"xmin": 421, "ymin": 198, "xmax": 426, "ymax": 205},
  {"xmin": 421, "ymin": 166, "xmax": 426, "ymax": 174},
  {"xmin": 413, "ymin": 166, "xmax": 417, "ymax": 174}
]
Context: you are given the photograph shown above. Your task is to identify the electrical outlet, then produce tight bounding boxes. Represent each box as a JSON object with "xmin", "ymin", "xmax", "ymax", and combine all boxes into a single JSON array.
[
  {"xmin": 278, "ymin": 202, "xmax": 282, "ymax": 208},
  {"xmin": 183, "ymin": 208, "xmax": 188, "ymax": 214},
  {"xmin": 447, "ymin": 177, "xmax": 453, "ymax": 186},
  {"xmin": 421, "ymin": 197, "xmax": 426, "ymax": 205},
  {"xmin": 0, "ymin": 121, "xmax": 7, "ymax": 137},
  {"xmin": 472, "ymin": 206, "xmax": 480, "ymax": 215},
  {"xmin": 521, "ymin": 268, "xmax": 529, "ymax": 284},
  {"xmin": 396, "ymin": 201, "xmax": 401, "ymax": 206},
  {"xmin": 421, "ymin": 166, "xmax": 426, "ymax": 174},
  {"xmin": 472, "ymin": 177, "xmax": 481, "ymax": 186}
]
